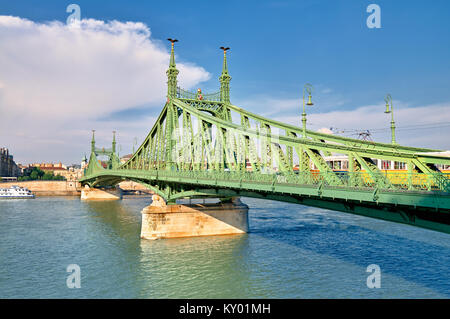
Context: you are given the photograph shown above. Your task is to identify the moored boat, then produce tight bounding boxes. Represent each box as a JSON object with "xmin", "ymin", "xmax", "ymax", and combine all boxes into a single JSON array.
[{"xmin": 0, "ymin": 185, "xmax": 35, "ymax": 199}]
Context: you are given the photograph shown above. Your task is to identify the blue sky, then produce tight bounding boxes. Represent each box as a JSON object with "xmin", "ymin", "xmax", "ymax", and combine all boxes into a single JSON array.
[{"xmin": 1, "ymin": 0, "xmax": 450, "ymax": 163}]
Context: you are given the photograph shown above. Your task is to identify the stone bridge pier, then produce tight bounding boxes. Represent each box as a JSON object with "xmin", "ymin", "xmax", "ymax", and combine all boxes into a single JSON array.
[
  {"xmin": 80, "ymin": 185, "xmax": 123, "ymax": 200},
  {"xmin": 140, "ymin": 195, "xmax": 249, "ymax": 240}
]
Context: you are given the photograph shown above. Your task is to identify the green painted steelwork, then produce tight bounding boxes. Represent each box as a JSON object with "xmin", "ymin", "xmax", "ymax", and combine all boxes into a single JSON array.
[{"xmin": 80, "ymin": 41, "xmax": 450, "ymax": 234}]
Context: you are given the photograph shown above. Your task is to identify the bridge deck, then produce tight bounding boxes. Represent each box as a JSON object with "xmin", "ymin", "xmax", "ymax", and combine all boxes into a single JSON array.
[{"xmin": 80, "ymin": 169, "xmax": 450, "ymax": 211}]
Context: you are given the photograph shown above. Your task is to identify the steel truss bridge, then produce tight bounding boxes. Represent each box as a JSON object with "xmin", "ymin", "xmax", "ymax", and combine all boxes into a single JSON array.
[{"xmin": 80, "ymin": 42, "xmax": 450, "ymax": 234}]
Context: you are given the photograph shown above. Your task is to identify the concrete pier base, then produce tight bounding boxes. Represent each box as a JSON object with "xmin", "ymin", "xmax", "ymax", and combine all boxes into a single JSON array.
[
  {"xmin": 140, "ymin": 195, "xmax": 249, "ymax": 240},
  {"xmin": 80, "ymin": 185, "xmax": 123, "ymax": 200}
]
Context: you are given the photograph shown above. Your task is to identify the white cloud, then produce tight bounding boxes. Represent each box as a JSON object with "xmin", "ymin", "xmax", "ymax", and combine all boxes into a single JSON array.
[
  {"xmin": 0, "ymin": 16, "xmax": 210, "ymax": 164},
  {"xmin": 317, "ymin": 127, "xmax": 333, "ymax": 134}
]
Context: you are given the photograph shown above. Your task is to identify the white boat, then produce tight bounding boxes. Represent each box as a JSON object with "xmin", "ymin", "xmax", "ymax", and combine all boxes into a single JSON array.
[{"xmin": 0, "ymin": 185, "xmax": 35, "ymax": 199}]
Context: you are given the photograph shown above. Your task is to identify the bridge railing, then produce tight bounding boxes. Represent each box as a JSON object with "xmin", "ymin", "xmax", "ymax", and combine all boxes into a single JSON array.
[
  {"xmin": 142, "ymin": 169, "xmax": 450, "ymax": 193},
  {"xmin": 176, "ymin": 87, "xmax": 221, "ymax": 101}
]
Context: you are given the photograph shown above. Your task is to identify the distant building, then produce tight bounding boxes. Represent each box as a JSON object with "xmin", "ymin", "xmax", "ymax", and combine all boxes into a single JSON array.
[
  {"xmin": 29, "ymin": 162, "xmax": 83, "ymax": 181},
  {"xmin": 32, "ymin": 162, "xmax": 67, "ymax": 170},
  {"xmin": 17, "ymin": 164, "xmax": 28, "ymax": 175},
  {"xmin": 81, "ymin": 155, "xmax": 88, "ymax": 170},
  {"xmin": 0, "ymin": 148, "xmax": 20, "ymax": 178},
  {"xmin": 39, "ymin": 165, "xmax": 67, "ymax": 175},
  {"xmin": 120, "ymin": 154, "xmax": 133, "ymax": 164}
]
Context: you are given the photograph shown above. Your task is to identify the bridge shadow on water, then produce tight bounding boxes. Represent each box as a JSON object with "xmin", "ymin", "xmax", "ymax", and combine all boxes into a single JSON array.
[{"xmin": 244, "ymin": 197, "xmax": 450, "ymax": 296}]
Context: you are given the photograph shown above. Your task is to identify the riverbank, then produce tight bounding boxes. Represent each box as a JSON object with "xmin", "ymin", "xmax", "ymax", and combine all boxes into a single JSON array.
[
  {"xmin": 0, "ymin": 180, "xmax": 80, "ymax": 196},
  {"xmin": 0, "ymin": 180, "xmax": 152, "ymax": 196}
]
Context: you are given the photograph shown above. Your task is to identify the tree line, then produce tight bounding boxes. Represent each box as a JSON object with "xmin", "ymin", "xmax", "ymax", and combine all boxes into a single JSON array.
[{"xmin": 18, "ymin": 167, "xmax": 66, "ymax": 181}]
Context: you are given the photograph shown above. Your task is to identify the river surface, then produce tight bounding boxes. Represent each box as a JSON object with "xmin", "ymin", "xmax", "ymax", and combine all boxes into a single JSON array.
[{"xmin": 0, "ymin": 196, "xmax": 449, "ymax": 298}]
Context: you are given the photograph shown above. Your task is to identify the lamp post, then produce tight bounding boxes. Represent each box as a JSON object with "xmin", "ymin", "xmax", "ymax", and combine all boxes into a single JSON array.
[
  {"xmin": 302, "ymin": 83, "xmax": 314, "ymax": 138},
  {"xmin": 384, "ymin": 94, "xmax": 396, "ymax": 144}
]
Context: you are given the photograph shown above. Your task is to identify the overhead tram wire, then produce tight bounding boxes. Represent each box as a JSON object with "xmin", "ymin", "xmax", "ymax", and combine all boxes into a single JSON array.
[
  {"xmin": 308, "ymin": 122, "xmax": 450, "ymax": 137},
  {"xmin": 368, "ymin": 122, "xmax": 450, "ymax": 133}
]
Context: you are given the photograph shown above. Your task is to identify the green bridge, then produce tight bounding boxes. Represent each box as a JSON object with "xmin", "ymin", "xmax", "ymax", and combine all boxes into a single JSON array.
[{"xmin": 80, "ymin": 40, "xmax": 450, "ymax": 234}]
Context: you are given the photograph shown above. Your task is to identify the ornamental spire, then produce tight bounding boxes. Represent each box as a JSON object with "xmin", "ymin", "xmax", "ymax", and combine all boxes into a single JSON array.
[
  {"xmin": 91, "ymin": 130, "xmax": 96, "ymax": 153},
  {"xmin": 219, "ymin": 46, "xmax": 231, "ymax": 103},
  {"xmin": 220, "ymin": 46, "xmax": 230, "ymax": 74},
  {"xmin": 166, "ymin": 38, "xmax": 179, "ymax": 98},
  {"xmin": 168, "ymin": 38, "xmax": 177, "ymax": 67}
]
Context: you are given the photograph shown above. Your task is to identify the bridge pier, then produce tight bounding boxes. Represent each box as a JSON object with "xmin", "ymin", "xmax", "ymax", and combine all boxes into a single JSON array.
[
  {"xmin": 140, "ymin": 195, "xmax": 249, "ymax": 240},
  {"xmin": 80, "ymin": 185, "xmax": 123, "ymax": 200}
]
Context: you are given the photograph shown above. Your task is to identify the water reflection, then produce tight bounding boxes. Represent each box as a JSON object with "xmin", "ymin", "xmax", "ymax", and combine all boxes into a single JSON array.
[
  {"xmin": 83, "ymin": 199, "xmax": 143, "ymax": 241},
  {"xmin": 137, "ymin": 234, "xmax": 256, "ymax": 298}
]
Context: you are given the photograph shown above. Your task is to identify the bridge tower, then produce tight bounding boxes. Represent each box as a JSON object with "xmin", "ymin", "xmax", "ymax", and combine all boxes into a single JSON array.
[
  {"xmin": 164, "ymin": 39, "xmax": 180, "ymax": 171},
  {"xmin": 166, "ymin": 39, "xmax": 179, "ymax": 98},
  {"xmin": 110, "ymin": 131, "xmax": 120, "ymax": 170},
  {"xmin": 219, "ymin": 47, "xmax": 231, "ymax": 103}
]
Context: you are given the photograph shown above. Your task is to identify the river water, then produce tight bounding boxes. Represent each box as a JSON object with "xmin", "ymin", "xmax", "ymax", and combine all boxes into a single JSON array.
[{"xmin": 0, "ymin": 196, "xmax": 449, "ymax": 298}]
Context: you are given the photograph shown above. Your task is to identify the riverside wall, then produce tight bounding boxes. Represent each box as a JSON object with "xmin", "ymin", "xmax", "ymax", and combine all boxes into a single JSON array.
[
  {"xmin": 0, "ymin": 180, "xmax": 81, "ymax": 196},
  {"xmin": 0, "ymin": 180, "xmax": 152, "ymax": 196}
]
